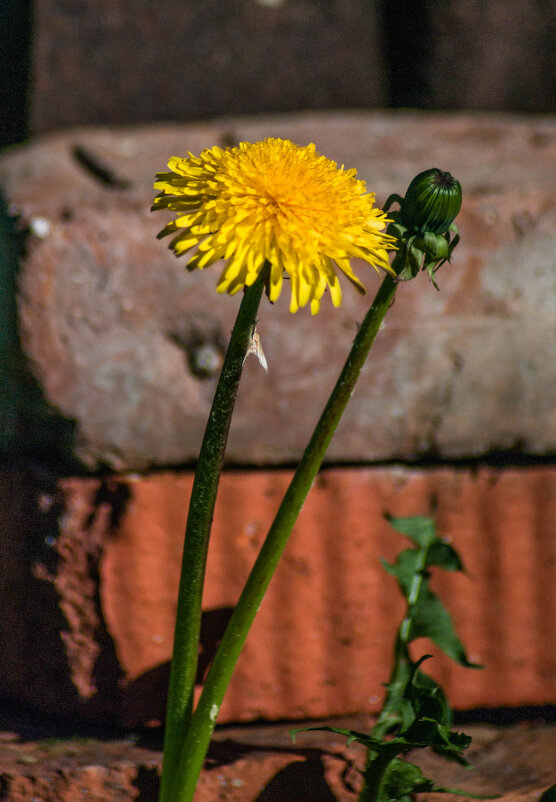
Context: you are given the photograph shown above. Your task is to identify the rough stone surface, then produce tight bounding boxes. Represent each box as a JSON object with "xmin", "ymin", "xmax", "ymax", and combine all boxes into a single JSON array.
[
  {"xmin": 0, "ymin": 718, "xmax": 554, "ymax": 802},
  {"xmin": 0, "ymin": 112, "xmax": 555, "ymax": 470},
  {"xmin": 1, "ymin": 465, "xmax": 554, "ymax": 727},
  {"xmin": 29, "ymin": 0, "xmax": 386, "ymax": 134}
]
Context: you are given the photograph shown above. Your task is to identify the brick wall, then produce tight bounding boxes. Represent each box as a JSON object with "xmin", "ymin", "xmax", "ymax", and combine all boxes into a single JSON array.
[
  {"xmin": 0, "ymin": 111, "xmax": 555, "ymax": 725},
  {"xmin": 1, "ymin": 0, "xmax": 554, "ymax": 147}
]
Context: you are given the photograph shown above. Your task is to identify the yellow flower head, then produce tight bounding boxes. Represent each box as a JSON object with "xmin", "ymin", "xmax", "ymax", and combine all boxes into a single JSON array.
[{"xmin": 152, "ymin": 138, "xmax": 396, "ymax": 314}]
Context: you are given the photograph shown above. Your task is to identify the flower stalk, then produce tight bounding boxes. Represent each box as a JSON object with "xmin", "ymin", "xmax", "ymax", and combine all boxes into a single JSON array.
[
  {"xmin": 151, "ymin": 138, "xmax": 462, "ymax": 801},
  {"xmin": 167, "ymin": 271, "xmax": 398, "ymax": 802},
  {"xmin": 158, "ymin": 266, "xmax": 267, "ymax": 802}
]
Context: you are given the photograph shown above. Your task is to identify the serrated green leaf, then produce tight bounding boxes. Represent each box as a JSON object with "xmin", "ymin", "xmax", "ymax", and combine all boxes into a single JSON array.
[
  {"xmin": 411, "ymin": 588, "xmax": 481, "ymax": 668},
  {"xmin": 408, "ymin": 664, "xmax": 454, "ymax": 728},
  {"xmin": 398, "ymin": 697, "xmax": 417, "ymax": 731},
  {"xmin": 368, "ymin": 756, "xmax": 499, "ymax": 802},
  {"xmin": 380, "ymin": 758, "xmax": 435, "ymax": 799},
  {"xmin": 386, "ymin": 515, "xmax": 437, "ymax": 548},
  {"xmin": 381, "ymin": 550, "xmax": 420, "ymax": 599},
  {"xmin": 293, "ymin": 725, "xmax": 459, "ymax": 764},
  {"xmin": 375, "ymin": 644, "xmax": 413, "ymax": 735},
  {"xmin": 291, "ymin": 724, "xmax": 367, "ymax": 744},
  {"xmin": 419, "ymin": 719, "xmax": 471, "ymax": 764},
  {"xmin": 290, "ymin": 725, "xmax": 391, "ymax": 752},
  {"xmin": 365, "ymin": 516, "xmax": 489, "ymax": 799},
  {"xmin": 427, "ymin": 541, "xmax": 464, "ymax": 571}
]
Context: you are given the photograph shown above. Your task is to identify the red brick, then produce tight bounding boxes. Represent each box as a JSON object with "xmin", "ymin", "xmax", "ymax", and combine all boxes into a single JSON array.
[
  {"xmin": 1, "ymin": 466, "xmax": 554, "ymax": 726},
  {"xmin": 0, "ymin": 722, "xmax": 554, "ymax": 802}
]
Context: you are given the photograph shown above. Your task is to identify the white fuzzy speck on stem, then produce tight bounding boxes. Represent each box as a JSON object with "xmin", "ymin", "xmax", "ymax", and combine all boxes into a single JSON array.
[{"xmin": 244, "ymin": 329, "xmax": 268, "ymax": 372}]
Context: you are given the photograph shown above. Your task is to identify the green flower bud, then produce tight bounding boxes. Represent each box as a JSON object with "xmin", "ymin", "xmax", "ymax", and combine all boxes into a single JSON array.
[{"xmin": 400, "ymin": 168, "xmax": 462, "ymax": 235}]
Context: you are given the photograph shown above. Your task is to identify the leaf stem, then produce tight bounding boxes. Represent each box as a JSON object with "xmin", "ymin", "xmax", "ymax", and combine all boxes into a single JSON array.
[
  {"xmin": 399, "ymin": 542, "xmax": 429, "ymax": 644},
  {"xmin": 159, "ymin": 269, "xmax": 267, "ymax": 802},
  {"xmin": 168, "ymin": 273, "xmax": 398, "ymax": 802},
  {"xmin": 371, "ymin": 541, "xmax": 430, "ymax": 743}
]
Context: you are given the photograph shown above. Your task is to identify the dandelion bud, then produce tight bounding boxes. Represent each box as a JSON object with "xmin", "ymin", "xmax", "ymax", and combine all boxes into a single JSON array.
[{"xmin": 401, "ymin": 168, "xmax": 462, "ymax": 235}]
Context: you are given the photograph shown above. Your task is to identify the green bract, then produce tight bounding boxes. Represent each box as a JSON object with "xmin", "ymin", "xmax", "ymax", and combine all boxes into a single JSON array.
[{"xmin": 384, "ymin": 168, "xmax": 462, "ymax": 287}]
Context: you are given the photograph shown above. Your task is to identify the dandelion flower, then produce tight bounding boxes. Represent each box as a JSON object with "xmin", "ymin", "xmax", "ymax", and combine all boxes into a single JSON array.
[{"xmin": 152, "ymin": 138, "xmax": 395, "ymax": 314}]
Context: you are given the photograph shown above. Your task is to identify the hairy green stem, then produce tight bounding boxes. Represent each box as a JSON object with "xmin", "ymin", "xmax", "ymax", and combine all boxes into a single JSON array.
[
  {"xmin": 361, "ymin": 537, "xmax": 432, "ymax": 799},
  {"xmin": 371, "ymin": 538, "xmax": 431, "ymax": 742},
  {"xmin": 168, "ymin": 273, "xmax": 398, "ymax": 802},
  {"xmin": 399, "ymin": 541, "xmax": 429, "ymax": 643},
  {"xmin": 159, "ymin": 271, "xmax": 267, "ymax": 802}
]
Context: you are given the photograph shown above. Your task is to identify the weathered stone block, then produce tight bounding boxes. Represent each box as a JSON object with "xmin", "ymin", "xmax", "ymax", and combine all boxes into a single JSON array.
[{"xmin": 0, "ymin": 112, "xmax": 555, "ymax": 470}]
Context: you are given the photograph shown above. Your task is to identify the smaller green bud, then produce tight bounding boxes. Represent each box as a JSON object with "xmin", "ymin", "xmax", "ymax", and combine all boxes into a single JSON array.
[
  {"xmin": 401, "ymin": 168, "xmax": 462, "ymax": 235},
  {"xmin": 422, "ymin": 230, "xmax": 450, "ymax": 261}
]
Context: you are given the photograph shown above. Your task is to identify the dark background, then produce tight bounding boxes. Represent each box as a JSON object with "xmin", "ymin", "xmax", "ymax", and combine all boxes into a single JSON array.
[{"xmin": 1, "ymin": 0, "xmax": 555, "ymax": 149}]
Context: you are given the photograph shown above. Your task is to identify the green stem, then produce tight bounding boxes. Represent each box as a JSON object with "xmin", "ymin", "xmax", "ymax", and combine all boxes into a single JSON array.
[
  {"xmin": 168, "ymin": 273, "xmax": 398, "ymax": 802},
  {"xmin": 362, "ymin": 537, "xmax": 432, "ymax": 796},
  {"xmin": 399, "ymin": 542, "xmax": 429, "ymax": 644},
  {"xmin": 159, "ymin": 270, "xmax": 267, "ymax": 802},
  {"xmin": 371, "ymin": 542, "xmax": 430, "ymax": 744}
]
